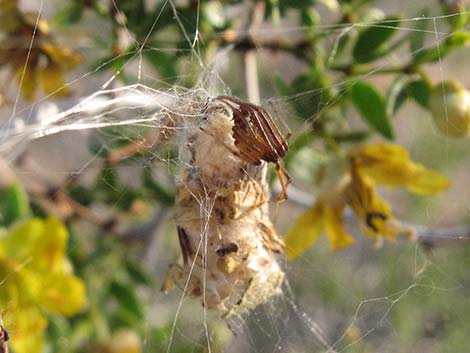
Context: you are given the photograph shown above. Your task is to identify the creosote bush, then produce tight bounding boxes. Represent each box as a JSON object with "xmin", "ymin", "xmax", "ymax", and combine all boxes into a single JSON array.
[{"xmin": 0, "ymin": 0, "xmax": 470, "ymax": 352}]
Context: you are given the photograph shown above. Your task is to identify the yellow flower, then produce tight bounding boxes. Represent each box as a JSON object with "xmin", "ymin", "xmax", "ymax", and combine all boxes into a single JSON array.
[
  {"xmin": 286, "ymin": 143, "xmax": 449, "ymax": 259},
  {"xmin": 0, "ymin": 1, "xmax": 83, "ymax": 100},
  {"xmin": 0, "ymin": 217, "xmax": 86, "ymax": 353}
]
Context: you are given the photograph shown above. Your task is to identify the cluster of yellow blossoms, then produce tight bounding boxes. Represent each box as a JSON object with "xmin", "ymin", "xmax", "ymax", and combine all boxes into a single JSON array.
[
  {"xmin": 0, "ymin": 217, "xmax": 85, "ymax": 353},
  {"xmin": 286, "ymin": 143, "xmax": 449, "ymax": 258}
]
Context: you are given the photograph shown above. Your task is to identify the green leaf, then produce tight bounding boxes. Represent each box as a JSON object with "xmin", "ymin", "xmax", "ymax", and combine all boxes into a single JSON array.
[
  {"xmin": 409, "ymin": 10, "xmax": 429, "ymax": 57},
  {"xmin": 386, "ymin": 77, "xmax": 408, "ymax": 116},
  {"xmin": 407, "ymin": 79, "xmax": 431, "ymax": 109},
  {"xmin": 144, "ymin": 50, "xmax": 178, "ymax": 84},
  {"xmin": 68, "ymin": 185, "xmax": 94, "ymax": 206},
  {"xmin": 350, "ymin": 81, "xmax": 394, "ymax": 139},
  {"xmin": 413, "ymin": 46, "xmax": 446, "ymax": 64},
  {"xmin": 97, "ymin": 168, "xmax": 121, "ymax": 192},
  {"xmin": 353, "ymin": 17, "xmax": 400, "ymax": 63},
  {"xmin": 411, "ymin": 31, "xmax": 470, "ymax": 65},
  {"xmin": 0, "ymin": 181, "xmax": 30, "ymax": 226},
  {"xmin": 53, "ymin": 1, "xmax": 85, "ymax": 25},
  {"xmin": 300, "ymin": 7, "xmax": 320, "ymax": 34},
  {"xmin": 109, "ymin": 280, "xmax": 144, "ymax": 320},
  {"xmin": 126, "ymin": 260, "xmax": 153, "ymax": 286},
  {"xmin": 280, "ymin": 0, "xmax": 315, "ymax": 9},
  {"xmin": 446, "ymin": 6, "xmax": 469, "ymax": 30},
  {"xmin": 118, "ymin": 0, "xmax": 146, "ymax": 32},
  {"xmin": 273, "ymin": 74, "xmax": 293, "ymax": 97},
  {"xmin": 331, "ymin": 130, "xmax": 371, "ymax": 143},
  {"xmin": 446, "ymin": 31, "xmax": 470, "ymax": 49},
  {"xmin": 284, "ymin": 131, "xmax": 315, "ymax": 166},
  {"xmin": 275, "ymin": 73, "xmax": 331, "ymax": 121}
]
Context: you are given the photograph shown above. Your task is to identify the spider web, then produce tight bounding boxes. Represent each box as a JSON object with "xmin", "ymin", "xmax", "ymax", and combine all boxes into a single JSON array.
[{"xmin": 0, "ymin": 1, "xmax": 470, "ymax": 353}]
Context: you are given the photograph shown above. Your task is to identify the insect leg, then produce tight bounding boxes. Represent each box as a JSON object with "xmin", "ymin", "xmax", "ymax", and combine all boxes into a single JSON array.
[{"xmin": 275, "ymin": 162, "xmax": 292, "ymax": 202}]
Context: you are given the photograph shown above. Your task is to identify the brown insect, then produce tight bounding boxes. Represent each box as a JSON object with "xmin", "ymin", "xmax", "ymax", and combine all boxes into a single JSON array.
[{"xmin": 216, "ymin": 96, "xmax": 292, "ymax": 201}]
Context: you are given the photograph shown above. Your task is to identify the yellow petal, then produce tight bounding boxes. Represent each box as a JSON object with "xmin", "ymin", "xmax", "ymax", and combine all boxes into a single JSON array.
[
  {"xmin": 39, "ymin": 272, "xmax": 86, "ymax": 316},
  {"xmin": 0, "ymin": 218, "xmax": 44, "ymax": 263},
  {"xmin": 38, "ymin": 63, "xmax": 69, "ymax": 97},
  {"xmin": 324, "ymin": 206, "xmax": 355, "ymax": 250},
  {"xmin": 404, "ymin": 165, "xmax": 449, "ymax": 195},
  {"xmin": 351, "ymin": 143, "xmax": 409, "ymax": 163},
  {"xmin": 346, "ymin": 168, "xmax": 400, "ymax": 242},
  {"xmin": 285, "ymin": 204, "xmax": 325, "ymax": 259},
  {"xmin": 2, "ymin": 217, "xmax": 68, "ymax": 272},
  {"xmin": 0, "ymin": 259, "xmax": 42, "ymax": 308},
  {"xmin": 350, "ymin": 143, "xmax": 415, "ymax": 187},
  {"xmin": 31, "ymin": 217, "xmax": 67, "ymax": 273},
  {"xmin": 352, "ymin": 143, "xmax": 449, "ymax": 195},
  {"xmin": 41, "ymin": 42, "xmax": 84, "ymax": 69},
  {"xmin": 6, "ymin": 306, "xmax": 47, "ymax": 353},
  {"xmin": 16, "ymin": 65, "xmax": 37, "ymax": 101}
]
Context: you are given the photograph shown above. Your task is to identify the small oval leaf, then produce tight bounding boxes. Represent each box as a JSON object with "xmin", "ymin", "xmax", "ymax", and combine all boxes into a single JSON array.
[
  {"xmin": 353, "ymin": 17, "xmax": 401, "ymax": 63},
  {"xmin": 407, "ymin": 79, "xmax": 431, "ymax": 109},
  {"xmin": 144, "ymin": 50, "xmax": 178, "ymax": 84},
  {"xmin": 110, "ymin": 280, "xmax": 144, "ymax": 320},
  {"xmin": 0, "ymin": 181, "xmax": 30, "ymax": 226},
  {"xmin": 386, "ymin": 77, "xmax": 408, "ymax": 116},
  {"xmin": 350, "ymin": 81, "xmax": 394, "ymax": 139},
  {"xmin": 409, "ymin": 10, "xmax": 429, "ymax": 57}
]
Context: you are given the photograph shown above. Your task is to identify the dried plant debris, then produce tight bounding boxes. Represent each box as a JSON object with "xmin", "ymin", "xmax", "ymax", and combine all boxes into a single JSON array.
[{"xmin": 171, "ymin": 97, "xmax": 287, "ymax": 317}]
